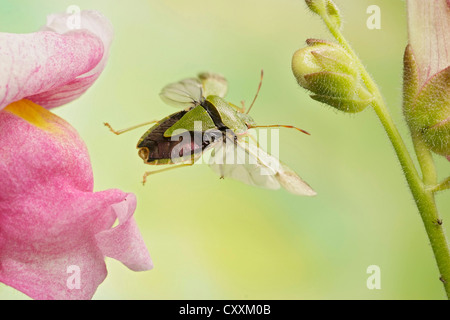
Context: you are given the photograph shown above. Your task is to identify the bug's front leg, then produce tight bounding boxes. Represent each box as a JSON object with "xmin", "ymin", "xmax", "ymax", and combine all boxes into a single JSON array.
[{"xmin": 104, "ymin": 120, "xmax": 159, "ymax": 135}]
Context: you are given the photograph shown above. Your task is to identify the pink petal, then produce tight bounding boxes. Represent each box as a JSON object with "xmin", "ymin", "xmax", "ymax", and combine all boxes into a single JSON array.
[
  {"xmin": 0, "ymin": 101, "xmax": 94, "ymax": 197},
  {"xmin": 0, "ymin": 234, "xmax": 107, "ymax": 300},
  {"xmin": 96, "ymin": 194, "xmax": 154, "ymax": 271},
  {"xmin": 407, "ymin": 0, "xmax": 450, "ymax": 87},
  {"xmin": 0, "ymin": 188, "xmax": 141, "ymax": 300},
  {"xmin": 0, "ymin": 11, "xmax": 113, "ymax": 110},
  {"xmin": 0, "ymin": 101, "xmax": 152, "ymax": 300}
]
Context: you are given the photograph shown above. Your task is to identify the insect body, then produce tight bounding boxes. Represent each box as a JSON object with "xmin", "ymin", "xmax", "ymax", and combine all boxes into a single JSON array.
[{"xmin": 105, "ymin": 72, "xmax": 316, "ymax": 196}]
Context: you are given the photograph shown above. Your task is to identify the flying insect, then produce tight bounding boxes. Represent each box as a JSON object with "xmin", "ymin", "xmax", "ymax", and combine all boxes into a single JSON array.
[{"xmin": 105, "ymin": 71, "xmax": 316, "ymax": 196}]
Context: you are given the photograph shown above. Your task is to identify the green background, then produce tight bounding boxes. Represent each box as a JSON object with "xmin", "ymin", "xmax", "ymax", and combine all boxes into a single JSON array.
[{"xmin": 1, "ymin": 0, "xmax": 449, "ymax": 300}]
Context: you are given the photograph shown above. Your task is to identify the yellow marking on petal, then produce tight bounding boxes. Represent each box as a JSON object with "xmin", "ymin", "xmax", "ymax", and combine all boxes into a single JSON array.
[{"xmin": 4, "ymin": 99, "xmax": 63, "ymax": 132}]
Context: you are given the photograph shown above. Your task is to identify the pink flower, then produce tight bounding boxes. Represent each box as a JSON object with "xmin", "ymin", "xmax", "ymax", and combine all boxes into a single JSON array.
[
  {"xmin": 407, "ymin": 0, "xmax": 450, "ymax": 88},
  {"xmin": 404, "ymin": 0, "xmax": 450, "ymax": 160},
  {"xmin": 0, "ymin": 11, "xmax": 152, "ymax": 300}
]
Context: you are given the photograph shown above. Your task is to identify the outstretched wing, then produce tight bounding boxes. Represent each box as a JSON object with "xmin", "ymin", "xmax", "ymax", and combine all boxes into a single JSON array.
[
  {"xmin": 159, "ymin": 77, "xmax": 204, "ymax": 109},
  {"xmin": 275, "ymin": 162, "xmax": 317, "ymax": 196},
  {"xmin": 159, "ymin": 73, "xmax": 228, "ymax": 109},
  {"xmin": 209, "ymin": 136, "xmax": 316, "ymax": 196},
  {"xmin": 209, "ymin": 137, "xmax": 280, "ymax": 190}
]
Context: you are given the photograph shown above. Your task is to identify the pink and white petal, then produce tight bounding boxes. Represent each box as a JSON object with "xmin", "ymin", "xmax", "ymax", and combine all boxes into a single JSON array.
[
  {"xmin": 43, "ymin": 10, "xmax": 113, "ymax": 57},
  {"xmin": 407, "ymin": 0, "xmax": 450, "ymax": 87},
  {"xmin": 31, "ymin": 10, "xmax": 114, "ymax": 109},
  {"xmin": 0, "ymin": 10, "xmax": 113, "ymax": 110},
  {"xmin": 95, "ymin": 194, "xmax": 153, "ymax": 272},
  {"xmin": 27, "ymin": 72, "xmax": 103, "ymax": 109},
  {"xmin": 0, "ymin": 239, "xmax": 107, "ymax": 300},
  {"xmin": 0, "ymin": 30, "xmax": 104, "ymax": 110},
  {"xmin": 0, "ymin": 101, "xmax": 151, "ymax": 299}
]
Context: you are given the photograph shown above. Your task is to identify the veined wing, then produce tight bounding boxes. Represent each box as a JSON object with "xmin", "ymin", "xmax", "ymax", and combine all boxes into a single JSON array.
[
  {"xmin": 160, "ymin": 77, "xmax": 204, "ymax": 109},
  {"xmin": 275, "ymin": 161, "xmax": 317, "ymax": 196},
  {"xmin": 209, "ymin": 136, "xmax": 279, "ymax": 190},
  {"xmin": 159, "ymin": 73, "xmax": 228, "ymax": 109},
  {"xmin": 209, "ymin": 136, "xmax": 316, "ymax": 196}
]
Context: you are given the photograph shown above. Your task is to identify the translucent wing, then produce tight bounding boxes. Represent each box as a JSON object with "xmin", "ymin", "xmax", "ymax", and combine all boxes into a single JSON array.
[
  {"xmin": 275, "ymin": 162, "xmax": 317, "ymax": 196},
  {"xmin": 209, "ymin": 137, "xmax": 280, "ymax": 190},
  {"xmin": 159, "ymin": 77, "xmax": 204, "ymax": 109},
  {"xmin": 209, "ymin": 136, "xmax": 316, "ymax": 196},
  {"xmin": 159, "ymin": 72, "xmax": 228, "ymax": 109},
  {"xmin": 198, "ymin": 72, "xmax": 228, "ymax": 98}
]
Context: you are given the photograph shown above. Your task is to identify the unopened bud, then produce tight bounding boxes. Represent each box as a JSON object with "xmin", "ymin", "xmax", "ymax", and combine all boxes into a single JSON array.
[
  {"xmin": 403, "ymin": 46, "xmax": 450, "ymax": 158},
  {"xmin": 305, "ymin": 0, "xmax": 341, "ymax": 29},
  {"xmin": 292, "ymin": 39, "xmax": 372, "ymax": 113}
]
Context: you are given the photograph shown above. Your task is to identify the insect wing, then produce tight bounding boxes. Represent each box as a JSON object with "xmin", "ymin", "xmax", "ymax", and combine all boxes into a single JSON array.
[
  {"xmin": 198, "ymin": 72, "xmax": 228, "ymax": 98},
  {"xmin": 209, "ymin": 138, "xmax": 280, "ymax": 190},
  {"xmin": 275, "ymin": 162, "xmax": 317, "ymax": 196},
  {"xmin": 241, "ymin": 140, "xmax": 316, "ymax": 196},
  {"xmin": 159, "ymin": 77, "xmax": 203, "ymax": 109},
  {"xmin": 209, "ymin": 138, "xmax": 316, "ymax": 196}
]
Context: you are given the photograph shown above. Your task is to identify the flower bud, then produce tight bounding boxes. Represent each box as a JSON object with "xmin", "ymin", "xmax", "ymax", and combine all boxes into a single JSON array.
[
  {"xmin": 305, "ymin": 0, "xmax": 341, "ymax": 29},
  {"xmin": 405, "ymin": 0, "xmax": 450, "ymax": 160},
  {"xmin": 292, "ymin": 39, "xmax": 372, "ymax": 113},
  {"xmin": 403, "ymin": 46, "xmax": 450, "ymax": 158}
]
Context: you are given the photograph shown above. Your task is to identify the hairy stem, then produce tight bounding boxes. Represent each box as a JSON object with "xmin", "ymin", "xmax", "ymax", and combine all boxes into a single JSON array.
[
  {"xmin": 322, "ymin": 15, "xmax": 450, "ymax": 298},
  {"xmin": 412, "ymin": 133, "xmax": 438, "ymax": 186},
  {"xmin": 431, "ymin": 177, "xmax": 450, "ymax": 193}
]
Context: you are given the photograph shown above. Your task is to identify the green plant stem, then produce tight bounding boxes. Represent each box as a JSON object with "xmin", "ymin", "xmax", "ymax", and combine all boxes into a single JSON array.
[
  {"xmin": 432, "ymin": 177, "xmax": 450, "ymax": 193},
  {"xmin": 322, "ymin": 16, "xmax": 450, "ymax": 298},
  {"xmin": 412, "ymin": 133, "xmax": 438, "ymax": 186}
]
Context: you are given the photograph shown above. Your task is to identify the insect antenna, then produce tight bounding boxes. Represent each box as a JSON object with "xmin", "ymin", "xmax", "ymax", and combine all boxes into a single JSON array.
[
  {"xmin": 247, "ymin": 124, "xmax": 310, "ymax": 135},
  {"xmin": 246, "ymin": 69, "xmax": 264, "ymax": 114}
]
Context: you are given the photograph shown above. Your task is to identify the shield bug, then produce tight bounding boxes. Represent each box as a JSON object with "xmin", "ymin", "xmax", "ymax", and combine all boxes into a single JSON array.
[{"xmin": 105, "ymin": 72, "xmax": 316, "ymax": 196}]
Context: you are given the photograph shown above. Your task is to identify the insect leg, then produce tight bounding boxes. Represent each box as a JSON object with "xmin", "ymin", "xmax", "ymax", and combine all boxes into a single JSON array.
[
  {"xmin": 104, "ymin": 120, "xmax": 159, "ymax": 135},
  {"xmin": 217, "ymin": 146, "xmax": 226, "ymax": 179},
  {"xmin": 142, "ymin": 162, "xmax": 195, "ymax": 185},
  {"xmin": 239, "ymin": 100, "xmax": 246, "ymax": 113},
  {"xmin": 245, "ymin": 69, "xmax": 264, "ymax": 115}
]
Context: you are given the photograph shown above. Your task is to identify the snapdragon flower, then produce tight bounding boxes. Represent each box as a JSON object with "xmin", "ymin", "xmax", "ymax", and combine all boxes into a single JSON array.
[{"xmin": 0, "ymin": 11, "xmax": 152, "ymax": 300}]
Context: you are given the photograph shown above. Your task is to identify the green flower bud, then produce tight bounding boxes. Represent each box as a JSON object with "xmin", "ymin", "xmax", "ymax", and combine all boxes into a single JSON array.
[
  {"xmin": 305, "ymin": 0, "xmax": 341, "ymax": 29},
  {"xmin": 403, "ymin": 45, "xmax": 450, "ymax": 158},
  {"xmin": 292, "ymin": 39, "xmax": 372, "ymax": 113}
]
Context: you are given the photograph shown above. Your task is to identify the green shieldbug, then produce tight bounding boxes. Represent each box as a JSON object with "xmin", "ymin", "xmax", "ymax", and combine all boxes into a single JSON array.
[{"xmin": 105, "ymin": 72, "xmax": 316, "ymax": 196}]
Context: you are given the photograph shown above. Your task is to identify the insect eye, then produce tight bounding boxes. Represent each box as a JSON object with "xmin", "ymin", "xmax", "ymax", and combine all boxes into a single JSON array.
[{"xmin": 138, "ymin": 147, "xmax": 150, "ymax": 161}]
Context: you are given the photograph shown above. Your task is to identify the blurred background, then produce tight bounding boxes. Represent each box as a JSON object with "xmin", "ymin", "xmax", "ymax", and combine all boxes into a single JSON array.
[{"xmin": 0, "ymin": 0, "xmax": 449, "ymax": 300}]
